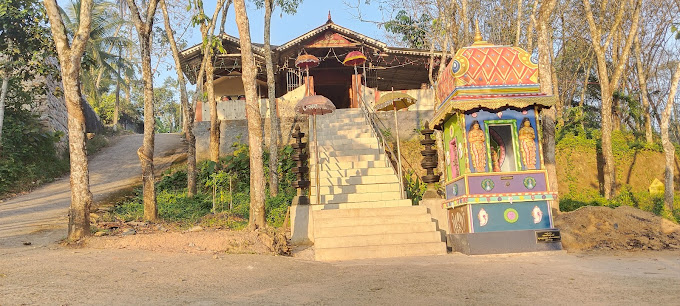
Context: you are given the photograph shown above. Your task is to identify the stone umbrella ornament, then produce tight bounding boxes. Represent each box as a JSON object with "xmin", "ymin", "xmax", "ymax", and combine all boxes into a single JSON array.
[
  {"xmin": 375, "ymin": 90, "xmax": 416, "ymax": 196},
  {"xmin": 343, "ymin": 50, "xmax": 367, "ymax": 107},
  {"xmin": 295, "ymin": 53, "xmax": 320, "ymax": 96},
  {"xmin": 295, "ymin": 95, "xmax": 336, "ymax": 205}
]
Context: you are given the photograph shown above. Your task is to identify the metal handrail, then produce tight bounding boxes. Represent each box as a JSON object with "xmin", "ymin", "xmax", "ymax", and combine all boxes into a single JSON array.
[
  {"xmin": 359, "ymin": 96, "xmax": 424, "ymax": 183},
  {"xmin": 356, "ymin": 93, "xmax": 404, "ymax": 197}
]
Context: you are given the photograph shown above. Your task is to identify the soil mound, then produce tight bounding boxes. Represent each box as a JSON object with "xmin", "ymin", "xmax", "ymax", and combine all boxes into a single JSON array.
[
  {"xmin": 86, "ymin": 224, "xmax": 290, "ymax": 255},
  {"xmin": 555, "ymin": 206, "xmax": 680, "ymax": 251}
]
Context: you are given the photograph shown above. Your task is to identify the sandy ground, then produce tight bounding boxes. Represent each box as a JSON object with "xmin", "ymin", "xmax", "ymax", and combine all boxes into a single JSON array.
[
  {"xmin": 0, "ymin": 133, "xmax": 184, "ymax": 245},
  {"xmin": 1, "ymin": 242, "xmax": 679, "ymax": 305}
]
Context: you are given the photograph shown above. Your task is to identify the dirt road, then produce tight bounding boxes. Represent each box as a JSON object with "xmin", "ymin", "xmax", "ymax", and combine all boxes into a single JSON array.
[
  {"xmin": 0, "ymin": 133, "xmax": 184, "ymax": 245},
  {"xmin": 1, "ymin": 246, "xmax": 679, "ymax": 305}
]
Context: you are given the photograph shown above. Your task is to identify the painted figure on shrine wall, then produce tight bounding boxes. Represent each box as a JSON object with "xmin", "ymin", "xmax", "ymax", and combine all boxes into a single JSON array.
[
  {"xmin": 468, "ymin": 120, "xmax": 487, "ymax": 172},
  {"xmin": 519, "ymin": 118, "xmax": 537, "ymax": 170}
]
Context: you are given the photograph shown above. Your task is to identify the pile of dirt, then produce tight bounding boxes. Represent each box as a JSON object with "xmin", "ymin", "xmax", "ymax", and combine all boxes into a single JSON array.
[
  {"xmin": 555, "ymin": 206, "xmax": 680, "ymax": 251},
  {"xmin": 86, "ymin": 222, "xmax": 290, "ymax": 255}
]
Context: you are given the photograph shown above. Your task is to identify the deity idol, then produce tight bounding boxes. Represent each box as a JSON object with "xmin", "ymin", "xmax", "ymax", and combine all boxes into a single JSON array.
[
  {"xmin": 519, "ymin": 118, "xmax": 537, "ymax": 170},
  {"xmin": 468, "ymin": 121, "xmax": 487, "ymax": 172}
]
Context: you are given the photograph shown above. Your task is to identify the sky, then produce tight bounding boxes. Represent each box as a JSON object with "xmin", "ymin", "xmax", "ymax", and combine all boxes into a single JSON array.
[{"xmin": 190, "ymin": 1, "xmax": 390, "ymax": 47}]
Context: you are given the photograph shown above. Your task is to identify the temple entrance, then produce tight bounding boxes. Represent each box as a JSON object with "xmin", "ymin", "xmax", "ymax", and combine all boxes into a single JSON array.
[
  {"xmin": 310, "ymin": 68, "xmax": 354, "ymax": 109},
  {"xmin": 315, "ymin": 84, "xmax": 351, "ymax": 109}
]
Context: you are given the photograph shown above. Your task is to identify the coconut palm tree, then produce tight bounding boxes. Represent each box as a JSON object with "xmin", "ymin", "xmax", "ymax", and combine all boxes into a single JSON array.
[{"xmin": 60, "ymin": 0, "xmax": 134, "ymax": 109}]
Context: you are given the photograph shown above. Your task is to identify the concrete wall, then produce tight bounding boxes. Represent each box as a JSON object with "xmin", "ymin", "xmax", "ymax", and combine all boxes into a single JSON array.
[
  {"xmin": 195, "ymin": 114, "xmax": 310, "ymax": 160},
  {"xmin": 360, "ymin": 85, "xmax": 436, "ymax": 112},
  {"xmin": 201, "ymin": 76, "xmax": 269, "ymax": 121},
  {"xmin": 374, "ymin": 110, "xmax": 435, "ymax": 141}
]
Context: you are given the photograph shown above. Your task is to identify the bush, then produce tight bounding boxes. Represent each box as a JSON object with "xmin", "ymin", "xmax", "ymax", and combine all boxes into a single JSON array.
[
  {"xmin": 0, "ymin": 107, "xmax": 68, "ymax": 196},
  {"xmin": 109, "ymin": 143, "xmax": 298, "ymax": 228}
]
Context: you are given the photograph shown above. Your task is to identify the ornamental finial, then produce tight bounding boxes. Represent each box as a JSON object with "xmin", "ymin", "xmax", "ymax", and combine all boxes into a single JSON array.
[{"xmin": 474, "ymin": 19, "xmax": 483, "ymax": 42}]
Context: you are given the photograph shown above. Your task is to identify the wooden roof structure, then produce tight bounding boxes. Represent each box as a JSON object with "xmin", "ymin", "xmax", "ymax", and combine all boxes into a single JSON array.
[{"xmin": 179, "ymin": 16, "xmax": 444, "ymax": 95}]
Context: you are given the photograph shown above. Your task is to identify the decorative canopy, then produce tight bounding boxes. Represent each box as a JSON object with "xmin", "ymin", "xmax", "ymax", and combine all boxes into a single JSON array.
[
  {"xmin": 295, "ymin": 54, "xmax": 320, "ymax": 70},
  {"xmin": 343, "ymin": 50, "xmax": 367, "ymax": 67},
  {"xmin": 375, "ymin": 92, "xmax": 416, "ymax": 111},
  {"xmin": 295, "ymin": 95, "xmax": 336, "ymax": 116}
]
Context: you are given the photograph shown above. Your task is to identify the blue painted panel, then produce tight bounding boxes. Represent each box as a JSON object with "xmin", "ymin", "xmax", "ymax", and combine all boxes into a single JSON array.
[
  {"xmin": 446, "ymin": 177, "xmax": 467, "ymax": 199},
  {"xmin": 469, "ymin": 201, "xmax": 551, "ymax": 233}
]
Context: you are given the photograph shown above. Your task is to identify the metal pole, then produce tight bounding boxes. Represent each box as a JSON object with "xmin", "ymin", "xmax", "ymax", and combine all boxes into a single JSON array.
[
  {"xmin": 314, "ymin": 114, "xmax": 321, "ymax": 205},
  {"xmin": 394, "ymin": 104, "xmax": 404, "ymax": 198}
]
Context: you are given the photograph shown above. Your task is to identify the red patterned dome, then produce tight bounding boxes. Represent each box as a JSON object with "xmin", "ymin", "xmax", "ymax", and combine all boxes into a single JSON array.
[{"xmin": 437, "ymin": 40, "xmax": 540, "ymax": 104}]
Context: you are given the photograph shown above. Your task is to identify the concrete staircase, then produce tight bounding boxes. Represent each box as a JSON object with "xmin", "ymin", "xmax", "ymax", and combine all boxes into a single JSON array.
[{"xmin": 308, "ymin": 109, "xmax": 447, "ymax": 261}]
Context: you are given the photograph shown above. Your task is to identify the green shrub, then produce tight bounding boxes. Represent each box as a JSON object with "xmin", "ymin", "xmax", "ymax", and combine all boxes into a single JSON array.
[{"xmin": 0, "ymin": 107, "xmax": 68, "ymax": 196}]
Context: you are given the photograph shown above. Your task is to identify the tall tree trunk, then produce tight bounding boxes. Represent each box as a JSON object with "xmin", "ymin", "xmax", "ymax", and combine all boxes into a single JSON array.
[
  {"xmin": 219, "ymin": 0, "xmax": 232, "ymax": 34},
  {"xmin": 583, "ymin": 0, "xmax": 642, "ymax": 199},
  {"xmin": 126, "ymin": 0, "xmax": 160, "ymax": 221},
  {"xmin": 526, "ymin": 0, "xmax": 539, "ymax": 51},
  {"xmin": 114, "ymin": 48, "xmax": 121, "ymax": 130},
  {"xmin": 634, "ymin": 38, "xmax": 653, "ymax": 144},
  {"xmin": 264, "ymin": 0, "xmax": 279, "ymax": 196},
  {"xmin": 460, "ymin": 0, "xmax": 469, "ymax": 45},
  {"xmin": 515, "ymin": 0, "xmax": 522, "ymax": 46},
  {"xmin": 43, "ymin": 0, "xmax": 94, "ymax": 240},
  {"xmin": 161, "ymin": 0, "xmax": 197, "ymax": 196},
  {"xmin": 199, "ymin": 0, "xmax": 227, "ymax": 163},
  {"xmin": 233, "ymin": 0, "xmax": 266, "ymax": 230},
  {"xmin": 536, "ymin": 0, "xmax": 559, "ymax": 212},
  {"xmin": 206, "ymin": 54, "xmax": 220, "ymax": 162},
  {"xmin": 661, "ymin": 61, "xmax": 680, "ymax": 211},
  {"xmin": 0, "ymin": 69, "xmax": 8, "ymax": 147},
  {"xmin": 427, "ymin": 37, "xmax": 436, "ymax": 87}
]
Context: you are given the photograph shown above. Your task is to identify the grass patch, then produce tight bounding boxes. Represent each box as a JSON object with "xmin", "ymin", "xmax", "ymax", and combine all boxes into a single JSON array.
[{"xmin": 106, "ymin": 142, "xmax": 297, "ymax": 229}]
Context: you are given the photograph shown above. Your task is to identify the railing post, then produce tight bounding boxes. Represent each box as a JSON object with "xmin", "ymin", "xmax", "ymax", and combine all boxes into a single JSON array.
[
  {"xmin": 421, "ymin": 121, "xmax": 441, "ymax": 199},
  {"xmin": 291, "ymin": 124, "xmax": 310, "ymax": 205}
]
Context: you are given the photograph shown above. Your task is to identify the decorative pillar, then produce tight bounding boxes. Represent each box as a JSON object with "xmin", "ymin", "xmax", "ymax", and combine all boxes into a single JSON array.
[
  {"xmin": 421, "ymin": 121, "xmax": 441, "ymax": 198},
  {"xmin": 291, "ymin": 124, "xmax": 310, "ymax": 205}
]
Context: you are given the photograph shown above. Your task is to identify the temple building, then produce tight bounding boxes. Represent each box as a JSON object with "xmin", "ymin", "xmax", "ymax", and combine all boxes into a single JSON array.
[{"xmin": 179, "ymin": 14, "xmax": 440, "ymax": 124}]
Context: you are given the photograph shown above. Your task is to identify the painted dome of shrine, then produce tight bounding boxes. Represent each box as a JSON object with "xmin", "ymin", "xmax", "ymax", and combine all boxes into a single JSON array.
[
  {"xmin": 432, "ymin": 27, "xmax": 555, "ymax": 127},
  {"xmin": 436, "ymin": 34, "xmax": 540, "ymax": 105}
]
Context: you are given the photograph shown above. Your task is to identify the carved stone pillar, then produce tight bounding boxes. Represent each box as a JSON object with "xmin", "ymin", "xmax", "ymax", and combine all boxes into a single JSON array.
[
  {"xmin": 291, "ymin": 124, "xmax": 310, "ymax": 204},
  {"xmin": 421, "ymin": 121, "xmax": 441, "ymax": 198}
]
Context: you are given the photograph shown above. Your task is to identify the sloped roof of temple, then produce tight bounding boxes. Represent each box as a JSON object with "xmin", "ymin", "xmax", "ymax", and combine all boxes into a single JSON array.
[
  {"xmin": 179, "ymin": 14, "xmax": 443, "ymax": 91},
  {"xmin": 432, "ymin": 25, "xmax": 555, "ymax": 126}
]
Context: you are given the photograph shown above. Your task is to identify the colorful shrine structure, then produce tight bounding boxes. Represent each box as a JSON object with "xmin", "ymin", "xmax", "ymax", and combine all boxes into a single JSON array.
[{"xmin": 431, "ymin": 28, "xmax": 562, "ymax": 254}]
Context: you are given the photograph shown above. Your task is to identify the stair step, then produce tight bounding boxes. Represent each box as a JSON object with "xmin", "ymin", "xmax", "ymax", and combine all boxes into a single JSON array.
[
  {"xmin": 314, "ymin": 242, "xmax": 447, "ymax": 261},
  {"xmin": 309, "ymin": 200, "xmax": 413, "ymax": 210},
  {"xmin": 314, "ymin": 213, "xmax": 433, "ymax": 228},
  {"xmin": 312, "ymin": 205, "xmax": 427, "ymax": 218},
  {"xmin": 313, "ymin": 154, "xmax": 386, "ymax": 164},
  {"xmin": 311, "ymin": 138, "xmax": 379, "ymax": 146},
  {"xmin": 310, "ymin": 191, "xmax": 403, "ymax": 204},
  {"xmin": 312, "ymin": 175, "xmax": 399, "ymax": 186},
  {"xmin": 315, "ymin": 231, "xmax": 442, "ymax": 249},
  {"xmin": 314, "ymin": 221, "xmax": 436, "ymax": 238},
  {"xmin": 310, "ymin": 167, "xmax": 395, "ymax": 179},
  {"xmin": 317, "ymin": 130, "xmax": 374, "ymax": 137},
  {"xmin": 316, "ymin": 160, "xmax": 390, "ymax": 171},
  {"xmin": 316, "ymin": 182, "xmax": 401, "ymax": 194},
  {"xmin": 311, "ymin": 142, "xmax": 380, "ymax": 151}
]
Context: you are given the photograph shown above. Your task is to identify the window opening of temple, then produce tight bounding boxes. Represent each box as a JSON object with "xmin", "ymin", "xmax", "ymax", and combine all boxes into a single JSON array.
[{"xmin": 487, "ymin": 123, "xmax": 518, "ymax": 173}]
